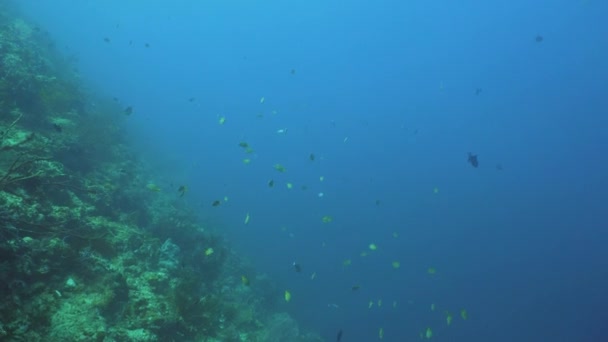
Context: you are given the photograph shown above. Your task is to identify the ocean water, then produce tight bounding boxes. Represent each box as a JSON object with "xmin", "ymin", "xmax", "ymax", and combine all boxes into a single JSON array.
[{"xmin": 16, "ymin": 0, "xmax": 607, "ymax": 340}]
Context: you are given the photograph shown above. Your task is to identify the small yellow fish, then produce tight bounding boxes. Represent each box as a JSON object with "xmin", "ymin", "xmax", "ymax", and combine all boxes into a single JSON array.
[
  {"xmin": 146, "ymin": 183, "xmax": 161, "ymax": 192},
  {"xmin": 343, "ymin": 259, "xmax": 352, "ymax": 267},
  {"xmin": 427, "ymin": 267, "xmax": 437, "ymax": 275},
  {"xmin": 244, "ymin": 213, "xmax": 250, "ymax": 224},
  {"xmin": 241, "ymin": 275, "xmax": 250, "ymax": 286},
  {"xmin": 310, "ymin": 272, "xmax": 316, "ymax": 280},
  {"xmin": 319, "ymin": 176, "xmax": 324, "ymax": 182},
  {"xmin": 425, "ymin": 327, "xmax": 433, "ymax": 339},
  {"xmin": 284, "ymin": 290, "xmax": 291, "ymax": 302},
  {"xmin": 242, "ymin": 158, "xmax": 251, "ymax": 164},
  {"xmin": 392, "ymin": 232, "xmax": 399, "ymax": 238},
  {"xmin": 430, "ymin": 303, "xmax": 435, "ymax": 311},
  {"xmin": 368, "ymin": 243, "xmax": 378, "ymax": 251},
  {"xmin": 378, "ymin": 327, "xmax": 384, "ymax": 339},
  {"xmin": 260, "ymin": 97, "xmax": 265, "ymax": 104},
  {"xmin": 446, "ymin": 311, "xmax": 453, "ymax": 325},
  {"xmin": 224, "ymin": 196, "xmax": 229, "ymax": 202},
  {"xmin": 392, "ymin": 301, "xmax": 397, "ymax": 308},
  {"xmin": 392, "ymin": 261, "xmax": 401, "ymax": 269},
  {"xmin": 368, "ymin": 300, "xmax": 374, "ymax": 309},
  {"xmin": 204, "ymin": 248, "xmax": 214, "ymax": 256},
  {"xmin": 218, "ymin": 116, "xmax": 226, "ymax": 125},
  {"xmin": 322, "ymin": 215, "xmax": 333, "ymax": 223},
  {"xmin": 433, "ymin": 187, "xmax": 439, "ymax": 194},
  {"xmin": 377, "ymin": 299, "xmax": 382, "ymax": 307},
  {"xmin": 286, "ymin": 182, "xmax": 293, "ymax": 189},
  {"xmin": 273, "ymin": 164, "xmax": 286, "ymax": 172},
  {"xmin": 460, "ymin": 309, "xmax": 468, "ymax": 320},
  {"xmin": 360, "ymin": 251, "xmax": 369, "ymax": 257}
]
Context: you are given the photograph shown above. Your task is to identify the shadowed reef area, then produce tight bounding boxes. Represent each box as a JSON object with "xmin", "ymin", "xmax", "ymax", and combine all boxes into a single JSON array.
[{"xmin": 0, "ymin": 4, "xmax": 321, "ymax": 342}]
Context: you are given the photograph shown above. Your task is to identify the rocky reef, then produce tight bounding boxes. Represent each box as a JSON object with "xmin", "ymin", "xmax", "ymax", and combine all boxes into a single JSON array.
[{"xmin": 0, "ymin": 3, "xmax": 321, "ymax": 341}]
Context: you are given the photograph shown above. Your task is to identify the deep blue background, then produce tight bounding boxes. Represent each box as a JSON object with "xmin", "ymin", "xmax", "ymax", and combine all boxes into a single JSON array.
[{"xmin": 19, "ymin": 0, "xmax": 608, "ymax": 340}]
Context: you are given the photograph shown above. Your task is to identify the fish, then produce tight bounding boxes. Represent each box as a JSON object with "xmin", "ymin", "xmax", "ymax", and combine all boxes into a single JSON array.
[
  {"xmin": 124, "ymin": 106, "xmax": 133, "ymax": 115},
  {"xmin": 268, "ymin": 180, "xmax": 274, "ymax": 188},
  {"xmin": 475, "ymin": 88, "xmax": 482, "ymax": 95},
  {"xmin": 241, "ymin": 275, "xmax": 250, "ymax": 286},
  {"xmin": 52, "ymin": 123, "xmax": 62, "ymax": 132},
  {"xmin": 103, "ymin": 37, "xmax": 111, "ymax": 43},
  {"xmin": 535, "ymin": 35, "xmax": 543, "ymax": 43},
  {"xmin": 211, "ymin": 200, "xmax": 221, "ymax": 207},
  {"xmin": 336, "ymin": 329, "xmax": 343, "ymax": 341},
  {"xmin": 467, "ymin": 153, "xmax": 479, "ymax": 168},
  {"xmin": 177, "ymin": 185, "xmax": 188, "ymax": 197},
  {"xmin": 309, "ymin": 153, "xmax": 315, "ymax": 161},
  {"xmin": 351, "ymin": 285, "xmax": 360, "ymax": 291},
  {"xmin": 293, "ymin": 262, "xmax": 302, "ymax": 273}
]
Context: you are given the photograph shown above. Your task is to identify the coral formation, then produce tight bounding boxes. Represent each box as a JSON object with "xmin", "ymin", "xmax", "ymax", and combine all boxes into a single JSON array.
[{"xmin": 0, "ymin": 2, "xmax": 321, "ymax": 341}]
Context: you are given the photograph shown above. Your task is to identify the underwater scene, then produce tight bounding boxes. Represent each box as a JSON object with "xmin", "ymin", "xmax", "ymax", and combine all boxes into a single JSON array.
[{"xmin": 1, "ymin": 0, "xmax": 607, "ymax": 341}]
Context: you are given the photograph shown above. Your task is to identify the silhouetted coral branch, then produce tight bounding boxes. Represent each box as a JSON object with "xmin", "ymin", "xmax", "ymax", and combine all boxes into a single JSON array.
[{"xmin": 0, "ymin": 153, "xmax": 48, "ymax": 189}]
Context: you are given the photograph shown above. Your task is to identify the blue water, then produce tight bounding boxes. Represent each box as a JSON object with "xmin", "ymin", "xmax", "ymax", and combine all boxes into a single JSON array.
[{"xmin": 19, "ymin": 0, "xmax": 608, "ymax": 340}]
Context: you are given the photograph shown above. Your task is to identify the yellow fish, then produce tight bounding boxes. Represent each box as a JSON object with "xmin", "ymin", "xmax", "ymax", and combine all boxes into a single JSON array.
[
  {"xmin": 425, "ymin": 327, "xmax": 433, "ymax": 339},
  {"xmin": 368, "ymin": 243, "xmax": 378, "ymax": 251},
  {"xmin": 392, "ymin": 261, "xmax": 401, "ymax": 269},
  {"xmin": 204, "ymin": 248, "xmax": 214, "ymax": 256},
  {"xmin": 244, "ymin": 213, "xmax": 250, "ymax": 224},
  {"xmin": 284, "ymin": 290, "xmax": 291, "ymax": 302},
  {"xmin": 218, "ymin": 116, "xmax": 226, "ymax": 125},
  {"xmin": 378, "ymin": 327, "xmax": 384, "ymax": 339},
  {"xmin": 241, "ymin": 275, "xmax": 250, "ymax": 286},
  {"xmin": 146, "ymin": 183, "xmax": 161, "ymax": 192},
  {"xmin": 446, "ymin": 311, "xmax": 453, "ymax": 325},
  {"xmin": 427, "ymin": 267, "xmax": 437, "ymax": 275},
  {"xmin": 460, "ymin": 309, "xmax": 468, "ymax": 320},
  {"xmin": 322, "ymin": 215, "xmax": 333, "ymax": 223}
]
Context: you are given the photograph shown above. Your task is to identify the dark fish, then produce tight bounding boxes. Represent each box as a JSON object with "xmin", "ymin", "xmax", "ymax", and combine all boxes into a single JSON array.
[
  {"xmin": 496, "ymin": 163, "xmax": 503, "ymax": 171},
  {"xmin": 351, "ymin": 285, "xmax": 360, "ymax": 291},
  {"xmin": 144, "ymin": 43, "xmax": 150, "ymax": 48},
  {"xmin": 103, "ymin": 37, "xmax": 111, "ymax": 43},
  {"xmin": 52, "ymin": 123, "xmax": 62, "ymax": 132},
  {"xmin": 124, "ymin": 106, "xmax": 133, "ymax": 115},
  {"xmin": 535, "ymin": 35, "xmax": 543, "ymax": 43},
  {"xmin": 212, "ymin": 200, "xmax": 221, "ymax": 207},
  {"xmin": 188, "ymin": 97, "xmax": 196, "ymax": 102},
  {"xmin": 336, "ymin": 329, "xmax": 343, "ymax": 342},
  {"xmin": 290, "ymin": 69, "xmax": 296, "ymax": 75},
  {"xmin": 293, "ymin": 262, "xmax": 301, "ymax": 273},
  {"xmin": 468, "ymin": 153, "xmax": 479, "ymax": 168},
  {"xmin": 375, "ymin": 199, "xmax": 381, "ymax": 206},
  {"xmin": 268, "ymin": 180, "xmax": 274, "ymax": 188},
  {"xmin": 238, "ymin": 142, "xmax": 249, "ymax": 148},
  {"xmin": 475, "ymin": 88, "xmax": 482, "ymax": 95},
  {"xmin": 309, "ymin": 153, "xmax": 315, "ymax": 161}
]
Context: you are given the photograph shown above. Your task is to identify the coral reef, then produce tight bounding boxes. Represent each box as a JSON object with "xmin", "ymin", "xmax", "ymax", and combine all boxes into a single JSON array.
[{"xmin": 0, "ymin": 2, "xmax": 321, "ymax": 341}]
